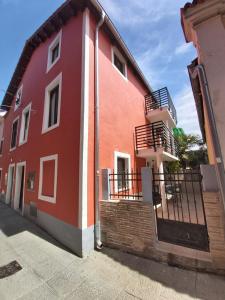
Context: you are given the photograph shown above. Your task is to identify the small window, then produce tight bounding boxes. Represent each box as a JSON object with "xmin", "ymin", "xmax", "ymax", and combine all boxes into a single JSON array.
[
  {"xmin": 47, "ymin": 31, "xmax": 62, "ymax": 72},
  {"xmin": 10, "ymin": 118, "xmax": 19, "ymax": 150},
  {"xmin": 114, "ymin": 151, "xmax": 131, "ymax": 191},
  {"xmin": 38, "ymin": 154, "xmax": 58, "ymax": 203},
  {"xmin": 0, "ymin": 140, "xmax": 3, "ymax": 155},
  {"xmin": 14, "ymin": 86, "xmax": 23, "ymax": 111},
  {"xmin": 19, "ymin": 103, "xmax": 31, "ymax": 145},
  {"xmin": 112, "ymin": 48, "xmax": 127, "ymax": 79},
  {"xmin": 48, "ymin": 86, "xmax": 59, "ymax": 128},
  {"xmin": 51, "ymin": 44, "xmax": 59, "ymax": 64},
  {"xmin": 117, "ymin": 157, "xmax": 127, "ymax": 190},
  {"xmin": 42, "ymin": 73, "xmax": 62, "ymax": 134}
]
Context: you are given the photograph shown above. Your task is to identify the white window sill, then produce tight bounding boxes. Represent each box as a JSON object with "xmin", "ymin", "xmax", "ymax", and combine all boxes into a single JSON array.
[
  {"xmin": 38, "ymin": 195, "xmax": 56, "ymax": 204},
  {"xmin": 112, "ymin": 64, "xmax": 128, "ymax": 81},
  {"xmin": 46, "ymin": 56, "xmax": 60, "ymax": 74},
  {"xmin": 9, "ymin": 147, "xmax": 16, "ymax": 152},
  {"xmin": 18, "ymin": 140, "xmax": 28, "ymax": 147},
  {"xmin": 42, "ymin": 123, "xmax": 59, "ymax": 135}
]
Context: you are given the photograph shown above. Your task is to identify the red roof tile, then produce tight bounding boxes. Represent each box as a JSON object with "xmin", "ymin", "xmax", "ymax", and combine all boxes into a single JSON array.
[{"xmin": 183, "ymin": 0, "xmax": 208, "ymax": 12}]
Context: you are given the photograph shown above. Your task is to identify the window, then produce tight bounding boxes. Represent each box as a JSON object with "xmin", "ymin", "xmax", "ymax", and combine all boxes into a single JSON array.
[
  {"xmin": 0, "ymin": 169, "xmax": 2, "ymax": 189},
  {"xmin": 47, "ymin": 30, "xmax": 62, "ymax": 72},
  {"xmin": 48, "ymin": 86, "xmax": 59, "ymax": 128},
  {"xmin": 10, "ymin": 118, "xmax": 19, "ymax": 150},
  {"xmin": 112, "ymin": 47, "xmax": 127, "ymax": 79},
  {"xmin": 114, "ymin": 151, "xmax": 131, "ymax": 191},
  {"xmin": 14, "ymin": 86, "xmax": 23, "ymax": 111},
  {"xmin": 42, "ymin": 73, "xmax": 62, "ymax": 134},
  {"xmin": 0, "ymin": 140, "xmax": 3, "ymax": 155},
  {"xmin": 38, "ymin": 154, "xmax": 58, "ymax": 203},
  {"xmin": 19, "ymin": 103, "xmax": 31, "ymax": 145}
]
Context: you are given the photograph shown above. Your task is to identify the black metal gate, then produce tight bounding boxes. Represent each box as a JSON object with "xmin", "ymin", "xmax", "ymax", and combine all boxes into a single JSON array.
[{"xmin": 153, "ymin": 171, "xmax": 209, "ymax": 252}]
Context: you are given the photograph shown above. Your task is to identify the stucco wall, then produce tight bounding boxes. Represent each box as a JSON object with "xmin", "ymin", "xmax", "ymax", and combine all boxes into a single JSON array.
[
  {"xmin": 87, "ymin": 14, "xmax": 149, "ymax": 226},
  {"xmin": 195, "ymin": 15, "xmax": 225, "ymax": 166},
  {"xmin": 0, "ymin": 12, "xmax": 83, "ymax": 227}
]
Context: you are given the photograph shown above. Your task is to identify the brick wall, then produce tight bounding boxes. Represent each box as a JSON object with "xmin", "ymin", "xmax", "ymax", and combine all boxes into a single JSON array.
[
  {"xmin": 100, "ymin": 200, "xmax": 155, "ymax": 256},
  {"xmin": 100, "ymin": 195, "xmax": 225, "ymax": 275},
  {"xmin": 203, "ymin": 192, "xmax": 225, "ymax": 268}
]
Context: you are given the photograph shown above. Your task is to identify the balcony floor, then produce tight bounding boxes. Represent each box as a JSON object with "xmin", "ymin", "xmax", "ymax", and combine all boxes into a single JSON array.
[
  {"xmin": 136, "ymin": 147, "xmax": 178, "ymax": 162},
  {"xmin": 146, "ymin": 107, "xmax": 176, "ymax": 128}
]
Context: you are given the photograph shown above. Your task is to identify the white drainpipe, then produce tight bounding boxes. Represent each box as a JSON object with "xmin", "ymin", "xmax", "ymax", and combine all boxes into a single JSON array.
[
  {"xmin": 94, "ymin": 11, "xmax": 105, "ymax": 250},
  {"xmin": 190, "ymin": 64, "xmax": 225, "ymax": 210}
]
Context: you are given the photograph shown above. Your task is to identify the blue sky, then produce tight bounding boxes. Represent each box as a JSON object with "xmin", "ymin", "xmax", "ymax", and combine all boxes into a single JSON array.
[{"xmin": 0, "ymin": 0, "xmax": 200, "ymax": 135}]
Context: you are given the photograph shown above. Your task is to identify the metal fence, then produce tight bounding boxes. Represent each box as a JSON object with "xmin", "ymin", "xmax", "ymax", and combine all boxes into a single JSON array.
[
  {"xmin": 145, "ymin": 87, "xmax": 177, "ymax": 124},
  {"xmin": 135, "ymin": 121, "xmax": 179, "ymax": 157},
  {"xmin": 109, "ymin": 170, "xmax": 142, "ymax": 200},
  {"xmin": 153, "ymin": 171, "xmax": 207, "ymax": 225}
]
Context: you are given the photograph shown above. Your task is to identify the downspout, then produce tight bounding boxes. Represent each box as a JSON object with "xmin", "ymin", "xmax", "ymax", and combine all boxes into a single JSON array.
[
  {"xmin": 190, "ymin": 64, "xmax": 225, "ymax": 209},
  {"xmin": 94, "ymin": 11, "xmax": 105, "ymax": 250}
]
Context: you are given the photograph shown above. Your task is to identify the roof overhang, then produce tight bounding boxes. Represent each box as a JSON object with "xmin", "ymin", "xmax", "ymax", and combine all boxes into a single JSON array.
[
  {"xmin": 187, "ymin": 59, "xmax": 206, "ymax": 142},
  {"xmin": 1, "ymin": 0, "xmax": 152, "ymax": 111},
  {"xmin": 181, "ymin": 0, "xmax": 225, "ymax": 43}
]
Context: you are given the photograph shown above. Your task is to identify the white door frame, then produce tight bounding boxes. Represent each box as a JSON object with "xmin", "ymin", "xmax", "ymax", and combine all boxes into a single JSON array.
[
  {"xmin": 14, "ymin": 161, "xmax": 26, "ymax": 215},
  {"xmin": 6, "ymin": 163, "xmax": 15, "ymax": 205}
]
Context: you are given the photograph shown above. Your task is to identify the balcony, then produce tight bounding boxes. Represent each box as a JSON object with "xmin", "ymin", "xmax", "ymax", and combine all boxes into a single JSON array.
[
  {"xmin": 135, "ymin": 121, "xmax": 179, "ymax": 161},
  {"xmin": 145, "ymin": 87, "xmax": 177, "ymax": 127}
]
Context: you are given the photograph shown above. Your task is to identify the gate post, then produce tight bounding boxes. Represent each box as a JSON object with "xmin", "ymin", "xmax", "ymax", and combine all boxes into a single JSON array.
[
  {"xmin": 102, "ymin": 169, "xmax": 111, "ymax": 200},
  {"xmin": 141, "ymin": 167, "xmax": 153, "ymax": 203}
]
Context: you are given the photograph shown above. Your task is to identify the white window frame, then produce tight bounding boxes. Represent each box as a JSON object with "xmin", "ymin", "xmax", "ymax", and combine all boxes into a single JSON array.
[
  {"xmin": 112, "ymin": 47, "xmax": 128, "ymax": 80},
  {"xmin": 46, "ymin": 30, "xmax": 62, "ymax": 73},
  {"xmin": 14, "ymin": 85, "xmax": 23, "ymax": 111},
  {"xmin": 19, "ymin": 102, "xmax": 32, "ymax": 146},
  {"xmin": 10, "ymin": 116, "xmax": 19, "ymax": 152},
  {"xmin": 14, "ymin": 161, "xmax": 26, "ymax": 215},
  {"xmin": 38, "ymin": 154, "xmax": 58, "ymax": 203},
  {"xmin": 42, "ymin": 73, "xmax": 62, "ymax": 134},
  {"xmin": 0, "ymin": 138, "xmax": 4, "ymax": 156},
  {"xmin": 0, "ymin": 168, "xmax": 2, "ymax": 189},
  {"xmin": 114, "ymin": 151, "xmax": 131, "ymax": 192}
]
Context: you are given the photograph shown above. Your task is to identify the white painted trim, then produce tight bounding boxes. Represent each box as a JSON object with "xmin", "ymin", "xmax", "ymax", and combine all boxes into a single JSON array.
[
  {"xmin": 38, "ymin": 154, "xmax": 58, "ymax": 204},
  {"xmin": 42, "ymin": 73, "xmax": 62, "ymax": 134},
  {"xmin": 10, "ymin": 116, "xmax": 19, "ymax": 152},
  {"xmin": 114, "ymin": 151, "xmax": 131, "ymax": 192},
  {"xmin": 111, "ymin": 47, "xmax": 128, "ymax": 81},
  {"xmin": 6, "ymin": 163, "xmax": 15, "ymax": 205},
  {"xmin": 79, "ymin": 8, "xmax": 90, "ymax": 229},
  {"xmin": 46, "ymin": 30, "xmax": 62, "ymax": 73},
  {"xmin": 14, "ymin": 161, "xmax": 26, "ymax": 216},
  {"xmin": 14, "ymin": 85, "xmax": 23, "ymax": 111},
  {"xmin": 19, "ymin": 102, "xmax": 32, "ymax": 146}
]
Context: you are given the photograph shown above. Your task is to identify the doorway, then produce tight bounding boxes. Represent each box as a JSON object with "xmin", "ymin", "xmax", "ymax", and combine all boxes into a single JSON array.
[
  {"xmin": 6, "ymin": 164, "xmax": 15, "ymax": 206},
  {"xmin": 14, "ymin": 162, "xmax": 26, "ymax": 214}
]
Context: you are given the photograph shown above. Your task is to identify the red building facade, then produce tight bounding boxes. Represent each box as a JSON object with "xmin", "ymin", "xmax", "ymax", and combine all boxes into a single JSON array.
[{"xmin": 0, "ymin": 0, "xmax": 178, "ymax": 256}]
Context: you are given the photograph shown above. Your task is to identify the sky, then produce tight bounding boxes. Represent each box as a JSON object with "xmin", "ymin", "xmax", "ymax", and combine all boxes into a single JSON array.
[{"xmin": 0, "ymin": 0, "xmax": 200, "ymax": 135}]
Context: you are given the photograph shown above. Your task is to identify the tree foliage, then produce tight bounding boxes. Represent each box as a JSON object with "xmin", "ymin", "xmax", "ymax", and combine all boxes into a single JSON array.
[{"xmin": 165, "ymin": 132, "xmax": 208, "ymax": 172}]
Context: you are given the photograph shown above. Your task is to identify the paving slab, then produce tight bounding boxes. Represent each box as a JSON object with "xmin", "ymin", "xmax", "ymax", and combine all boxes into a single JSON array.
[{"xmin": 0, "ymin": 202, "xmax": 225, "ymax": 300}]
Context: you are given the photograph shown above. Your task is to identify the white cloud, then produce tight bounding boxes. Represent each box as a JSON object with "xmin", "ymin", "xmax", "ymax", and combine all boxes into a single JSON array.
[
  {"xmin": 174, "ymin": 86, "xmax": 201, "ymax": 135},
  {"xmin": 99, "ymin": 0, "xmax": 178, "ymax": 26},
  {"xmin": 175, "ymin": 43, "xmax": 192, "ymax": 55}
]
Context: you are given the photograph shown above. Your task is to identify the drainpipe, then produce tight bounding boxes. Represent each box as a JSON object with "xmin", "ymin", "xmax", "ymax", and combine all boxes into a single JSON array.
[
  {"xmin": 94, "ymin": 11, "xmax": 105, "ymax": 250},
  {"xmin": 190, "ymin": 64, "xmax": 225, "ymax": 210}
]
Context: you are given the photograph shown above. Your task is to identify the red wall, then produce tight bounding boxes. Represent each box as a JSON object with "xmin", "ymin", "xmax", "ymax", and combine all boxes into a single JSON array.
[
  {"xmin": 0, "ymin": 12, "xmax": 83, "ymax": 227},
  {"xmin": 87, "ymin": 15, "xmax": 148, "ymax": 226}
]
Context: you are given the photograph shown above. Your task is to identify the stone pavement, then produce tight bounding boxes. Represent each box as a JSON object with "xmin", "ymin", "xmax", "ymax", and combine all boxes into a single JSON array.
[{"xmin": 0, "ymin": 202, "xmax": 225, "ymax": 300}]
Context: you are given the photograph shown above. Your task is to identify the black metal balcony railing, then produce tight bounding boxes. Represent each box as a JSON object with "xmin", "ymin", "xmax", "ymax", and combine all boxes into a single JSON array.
[
  {"xmin": 145, "ymin": 87, "xmax": 177, "ymax": 124},
  {"xmin": 135, "ymin": 121, "xmax": 179, "ymax": 157}
]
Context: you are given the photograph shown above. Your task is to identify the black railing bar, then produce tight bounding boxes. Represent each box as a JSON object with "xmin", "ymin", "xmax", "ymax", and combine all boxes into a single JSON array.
[
  {"xmin": 177, "ymin": 171, "xmax": 184, "ymax": 222},
  {"xmin": 184, "ymin": 176, "xmax": 192, "ymax": 223},
  {"xmin": 191, "ymin": 172, "xmax": 199, "ymax": 225}
]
